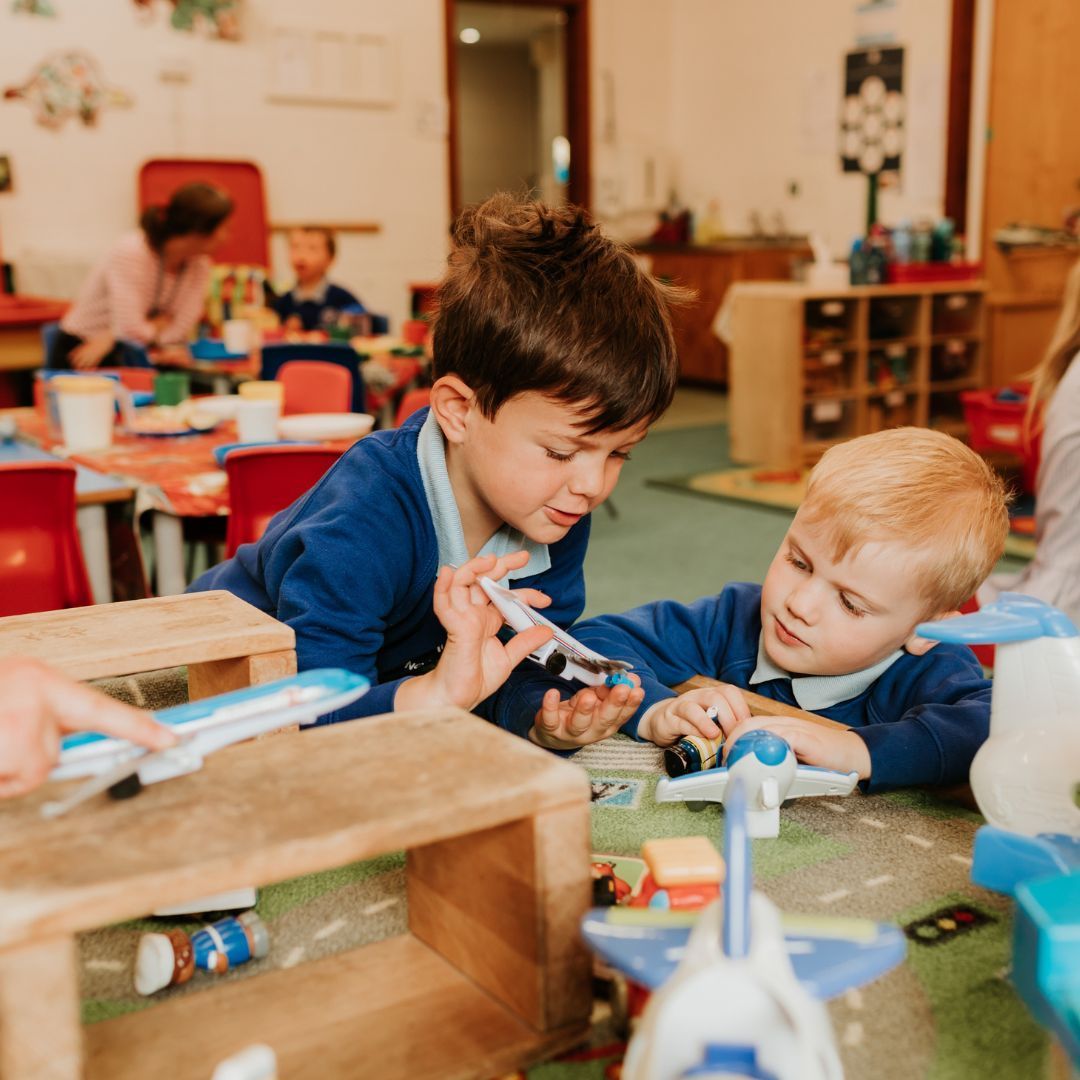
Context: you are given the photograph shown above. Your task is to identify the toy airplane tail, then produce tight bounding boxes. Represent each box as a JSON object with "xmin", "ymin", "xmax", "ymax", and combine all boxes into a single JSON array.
[{"xmin": 918, "ymin": 594, "xmax": 1080, "ymax": 837}]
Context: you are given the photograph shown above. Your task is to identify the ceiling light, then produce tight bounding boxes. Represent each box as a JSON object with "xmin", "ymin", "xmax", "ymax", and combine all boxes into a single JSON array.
[{"xmin": 459, "ymin": 27, "xmax": 480, "ymax": 44}]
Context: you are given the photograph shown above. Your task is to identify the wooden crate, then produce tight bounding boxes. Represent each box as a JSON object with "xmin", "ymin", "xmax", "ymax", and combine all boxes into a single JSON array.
[{"xmin": 0, "ymin": 710, "xmax": 592, "ymax": 1079}]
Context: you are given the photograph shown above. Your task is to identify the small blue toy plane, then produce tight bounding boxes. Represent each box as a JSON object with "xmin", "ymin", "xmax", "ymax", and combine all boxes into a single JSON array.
[
  {"xmin": 654, "ymin": 729, "xmax": 859, "ymax": 838},
  {"xmin": 42, "ymin": 669, "xmax": 369, "ymax": 819},
  {"xmin": 581, "ymin": 782, "xmax": 906, "ymax": 1079}
]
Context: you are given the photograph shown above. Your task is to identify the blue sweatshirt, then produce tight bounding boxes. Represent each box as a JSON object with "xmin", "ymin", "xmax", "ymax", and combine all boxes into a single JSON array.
[
  {"xmin": 188, "ymin": 410, "xmax": 590, "ymax": 723},
  {"xmin": 272, "ymin": 282, "xmax": 364, "ymax": 332},
  {"xmin": 494, "ymin": 582, "xmax": 991, "ymax": 792}
]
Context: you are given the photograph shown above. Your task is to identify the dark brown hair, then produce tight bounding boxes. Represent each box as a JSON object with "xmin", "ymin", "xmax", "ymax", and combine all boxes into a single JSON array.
[
  {"xmin": 292, "ymin": 225, "xmax": 337, "ymax": 259},
  {"xmin": 432, "ymin": 193, "xmax": 684, "ymax": 433},
  {"xmin": 140, "ymin": 183, "xmax": 234, "ymax": 252}
]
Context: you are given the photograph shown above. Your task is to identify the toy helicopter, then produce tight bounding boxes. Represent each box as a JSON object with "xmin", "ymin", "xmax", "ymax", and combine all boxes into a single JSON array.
[
  {"xmin": 581, "ymin": 781, "xmax": 906, "ymax": 1080},
  {"xmin": 654, "ymin": 729, "xmax": 859, "ymax": 837},
  {"xmin": 42, "ymin": 668, "xmax": 370, "ymax": 819},
  {"xmin": 478, "ymin": 576, "xmax": 634, "ymax": 687}
]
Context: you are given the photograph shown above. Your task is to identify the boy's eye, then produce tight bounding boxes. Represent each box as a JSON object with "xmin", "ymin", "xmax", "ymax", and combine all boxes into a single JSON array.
[
  {"xmin": 611, "ymin": 450, "xmax": 633, "ymax": 461},
  {"xmin": 545, "ymin": 448, "xmax": 576, "ymax": 462},
  {"xmin": 839, "ymin": 593, "xmax": 866, "ymax": 617},
  {"xmin": 784, "ymin": 551, "xmax": 809, "ymax": 572}
]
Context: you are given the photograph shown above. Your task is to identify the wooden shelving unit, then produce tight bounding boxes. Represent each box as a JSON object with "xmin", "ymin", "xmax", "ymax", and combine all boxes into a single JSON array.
[{"xmin": 729, "ymin": 281, "xmax": 988, "ymax": 469}]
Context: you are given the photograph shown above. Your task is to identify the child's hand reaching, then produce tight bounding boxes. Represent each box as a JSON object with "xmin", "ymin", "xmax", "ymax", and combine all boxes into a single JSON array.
[
  {"xmin": 531, "ymin": 676, "xmax": 645, "ymax": 750},
  {"xmin": 396, "ymin": 551, "xmax": 553, "ymax": 712},
  {"xmin": 722, "ymin": 715, "xmax": 872, "ymax": 780},
  {"xmin": 635, "ymin": 683, "xmax": 751, "ymax": 747}
]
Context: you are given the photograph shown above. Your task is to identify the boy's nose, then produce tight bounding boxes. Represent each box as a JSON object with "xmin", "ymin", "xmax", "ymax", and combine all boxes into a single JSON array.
[
  {"xmin": 567, "ymin": 456, "xmax": 607, "ymax": 501},
  {"xmin": 785, "ymin": 583, "xmax": 817, "ymax": 625}
]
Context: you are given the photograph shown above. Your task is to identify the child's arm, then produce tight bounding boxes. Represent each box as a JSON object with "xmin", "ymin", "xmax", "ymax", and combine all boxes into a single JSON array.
[{"xmin": 394, "ymin": 552, "xmax": 554, "ymax": 713}]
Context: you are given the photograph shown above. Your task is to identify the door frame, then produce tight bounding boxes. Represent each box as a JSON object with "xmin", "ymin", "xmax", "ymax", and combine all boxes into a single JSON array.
[{"xmin": 444, "ymin": 0, "xmax": 591, "ymax": 215}]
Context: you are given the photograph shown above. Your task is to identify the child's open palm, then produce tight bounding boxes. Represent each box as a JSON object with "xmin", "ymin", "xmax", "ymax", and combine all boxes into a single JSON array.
[{"xmin": 531, "ymin": 678, "xmax": 644, "ymax": 750}]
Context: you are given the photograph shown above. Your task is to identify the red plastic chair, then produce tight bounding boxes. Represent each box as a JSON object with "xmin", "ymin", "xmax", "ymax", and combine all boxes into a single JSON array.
[
  {"xmin": 394, "ymin": 388, "xmax": 431, "ymax": 427},
  {"xmin": 0, "ymin": 462, "xmax": 93, "ymax": 616},
  {"xmin": 225, "ymin": 445, "xmax": 344, "ymax": 556},
  {"xmin": 277, "ymin": 360, "xmax": 353, "ymax": 415},
  {"xmin": 98, "ymin": 367, "xmax": 156, "ymax": 393}
]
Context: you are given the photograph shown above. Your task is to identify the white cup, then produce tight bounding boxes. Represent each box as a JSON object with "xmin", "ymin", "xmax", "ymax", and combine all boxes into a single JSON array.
[
  {"xmin": 54, "ymin": 378, "xmax": 115, "ymax": 452},
  {"xmin": 223, "ymin": 319, "xmax": 253, "ymax": 355},
  {"xmin": 236, "ymin": 398, "xmax": 281, "ymax": 443}
]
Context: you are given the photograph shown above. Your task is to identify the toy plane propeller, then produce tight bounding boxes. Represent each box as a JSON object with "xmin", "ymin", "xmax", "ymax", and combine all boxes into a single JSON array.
[
  {"xmin": 655, "ymin": 729, "xmax": 858, "ymax": 838},
  {"xmin": 478, "ymin": 576, "xmax": 633, "ymax": 687},
  {"xmin": 42, "ymin": 669, "xmax": 369, "ymax": 820}
]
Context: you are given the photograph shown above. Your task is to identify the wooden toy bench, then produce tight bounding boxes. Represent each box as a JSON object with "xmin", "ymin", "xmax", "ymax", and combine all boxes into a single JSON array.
[
  {"xmin": 0, "ymin": 709, "xmax": 592, "ymax": 1079},
  {"xmin": 0, "ymin": 590, "xmax": 296, "ymax": 700}
]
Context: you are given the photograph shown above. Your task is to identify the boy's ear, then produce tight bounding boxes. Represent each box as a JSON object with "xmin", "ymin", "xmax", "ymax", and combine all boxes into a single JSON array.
[
  {"xmin": 429, "ymin": 375, "xmax": 476, "ymax": 445},
  {"xmin": 904, "ymin": 609, "xmax": 961, "ymax": 656}
]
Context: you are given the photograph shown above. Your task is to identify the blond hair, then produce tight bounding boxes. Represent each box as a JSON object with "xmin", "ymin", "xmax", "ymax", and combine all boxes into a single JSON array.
[
  {"xmin": 800, "ymin": 427, "xmax": 1009, "ymax": 614},
  {"xmin": 1027, "ymin": 256, "xmax": 1080, "ymax": 422}
]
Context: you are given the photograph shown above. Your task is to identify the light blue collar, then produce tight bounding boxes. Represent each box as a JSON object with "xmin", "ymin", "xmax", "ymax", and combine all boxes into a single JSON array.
[
  {"xmin": 293, "ymin": 277, "xmax": 329, "ymax": 304},
  {"xmin": 416, "ymin": 411, "xmax": 551, "ymax": 582},
  {"xmin": 749, "ymin": 633, "xmax": 902, "ymax": 711}
]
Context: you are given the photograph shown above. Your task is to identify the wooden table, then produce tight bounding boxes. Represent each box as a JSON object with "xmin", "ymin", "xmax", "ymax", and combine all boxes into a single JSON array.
[{"xmin": 0, "ymin": 709, "xmax": 592, "ymax": 1079}]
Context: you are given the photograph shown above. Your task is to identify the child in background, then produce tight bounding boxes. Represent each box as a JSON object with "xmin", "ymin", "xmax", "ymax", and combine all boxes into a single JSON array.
[
  {"xmin": 271, "ymin": 226, "xmax": 365, "ymax": 332},
  {"xmin": 495, "ymin": 428, "xmax": 1009, "ymax": 790},
  {"xmin": 190, "ymin": 193, "xmax": 683, "ymax": 732}
]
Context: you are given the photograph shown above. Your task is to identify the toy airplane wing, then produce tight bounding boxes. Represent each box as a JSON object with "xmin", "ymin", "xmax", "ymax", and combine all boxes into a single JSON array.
[
  {"xmin": 581, "ymin": 903, "xmax": 905, "ymax": 1000},
  {"xmin": 478, "ymin": 575, "xmax": 631, "ymax": 686},
  {"xmin": 788, "ymin": 765, "xmax": 860, "ymax": 799},
  {"xmin": 655, "ymin": 769, "xmax": 731, "ymax": 803},
  {"xmin": 42, "ymin": 669, "xmax": 369, "ymax": 819}
]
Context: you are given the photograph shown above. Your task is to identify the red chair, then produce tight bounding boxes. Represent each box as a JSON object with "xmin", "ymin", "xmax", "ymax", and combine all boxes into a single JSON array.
[
  {"xmin": 394, "ymin": 388, "xmax": 431, "ymax": 427},
  {"xmin": 277, "ymin": 360, "xmax": 353, "ymax": 415},
  {"xmin": 225, "ymin": 445, "xmax": 344, "ymax": 556},
  {"xmin": 98, "ymin": 367, "xmax": 156, "ymax": 392},
  {"xmin": 0, "ymin": 462, "xmax": 93, "ymax": 616}
]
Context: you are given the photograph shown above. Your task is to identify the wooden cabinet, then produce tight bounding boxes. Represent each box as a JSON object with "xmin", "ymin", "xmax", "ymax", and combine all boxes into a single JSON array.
[
  {"xmin": 729, "ymin": 281, "xmax": 988, "ymax": 469},
  {"xmin": 641, "ymin": 242, "xmax": 811, "ymax": 384}
]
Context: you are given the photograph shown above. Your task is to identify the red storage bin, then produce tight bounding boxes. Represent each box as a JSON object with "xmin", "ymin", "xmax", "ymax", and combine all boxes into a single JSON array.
[
  {"xmin": 961, "ymin": 384, "xmax": 1041, "ymax": 493},
  {"xmin": 885, "ymin": 261, "xmax": 982, "ymax": 284}
]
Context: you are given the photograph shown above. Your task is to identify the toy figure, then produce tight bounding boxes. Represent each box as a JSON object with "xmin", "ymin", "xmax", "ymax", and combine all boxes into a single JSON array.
[
  {"xmin": 134, "ymin": 910, "xmax": 269, "ymax": 995},
  {"xmin": 628, "ymin": 836, "xmax": 724, "ymax": 912}
]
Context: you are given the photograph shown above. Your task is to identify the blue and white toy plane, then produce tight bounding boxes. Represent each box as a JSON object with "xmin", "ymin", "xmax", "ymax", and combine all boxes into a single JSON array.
[
  {"xmin": 479, "ymin": 576, "xmax": 634, "ymax": 687},
  {"xmin": 654, "ymin": 729, "xmax": 859, "ymax": 838},
  {"xmin": 581, "ymin": 782, "xmax": 906, "ymax": 1080},
  {"xmin": 42, "ymin": 669, "xmax": 369, "ymax": 819}
]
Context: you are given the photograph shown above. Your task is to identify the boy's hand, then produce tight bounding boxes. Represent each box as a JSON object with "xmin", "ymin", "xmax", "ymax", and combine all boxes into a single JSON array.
[
  {"xmin": 636, "ymin": 683, "xmax": 750, "ymax": 747},
  {"xmin": 396, "ymin": 551, "xmax": 553, "ymax": 713},
  {"xmin": 531, "ymin": 677, "xmax": 644, "ymax": 750},
  {"xmin": 723, "ymin": 715, "xmax": 872, "ymax": 780}
]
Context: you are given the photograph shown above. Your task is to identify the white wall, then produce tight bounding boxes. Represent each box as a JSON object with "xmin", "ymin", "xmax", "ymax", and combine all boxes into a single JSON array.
[
  {"xmin": 668, "ymin": 0, "xmax": 952, "ymax": 256},
  {"xmin": 0, "ymin": 0, "xmax": 450, "ymax": 327}
]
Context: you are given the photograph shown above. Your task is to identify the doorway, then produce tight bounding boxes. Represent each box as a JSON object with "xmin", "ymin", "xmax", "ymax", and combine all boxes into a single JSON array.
[{"xmin": 445, "ymin": 0, "xmax": 590, "ymax": 214}]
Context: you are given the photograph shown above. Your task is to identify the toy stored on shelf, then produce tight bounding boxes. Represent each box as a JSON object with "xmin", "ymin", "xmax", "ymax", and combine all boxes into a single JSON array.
[
  {"xmin": 654, "ymin": 729, "xmax": 859, "ymax": 838},
  {"xmin": 134, "ymin": 910, "xmax": 269, "ymax": 996},
  {"xmin": 581, "ymin": 782, "xmax": 906, "ymax": 1080}
]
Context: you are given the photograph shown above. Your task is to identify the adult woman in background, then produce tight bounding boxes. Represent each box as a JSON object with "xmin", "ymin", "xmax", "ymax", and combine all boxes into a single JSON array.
[
  {"xmin": 978, "ymin": 257, "xmax": 1080, "ymax": 624},
  {"xmin": 50, "ymin": 182, "xmax": 233, "ymax": 369}
]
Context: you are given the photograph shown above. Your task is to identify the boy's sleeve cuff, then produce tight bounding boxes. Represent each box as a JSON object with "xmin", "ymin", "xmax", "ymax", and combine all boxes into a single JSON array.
[{"xmin": 853, "ymin": 720, "xmax": 945, "ymax": 793}]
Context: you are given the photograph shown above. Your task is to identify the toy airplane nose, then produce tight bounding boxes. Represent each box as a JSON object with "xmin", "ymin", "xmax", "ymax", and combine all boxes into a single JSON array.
[
  {"xmin": 726, "ymin": 730, "xmax": 790, "ymax": 768},
  {"xmin": 918, "ymin": 593, "xmax": 1078, "ymax": 645}
]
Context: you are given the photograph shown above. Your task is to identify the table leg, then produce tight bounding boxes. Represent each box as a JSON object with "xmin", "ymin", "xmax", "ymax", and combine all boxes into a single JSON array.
[
  {"xmin": 74, "ymin": 504, "xmax": 112, "ymax": 604},
  {"xmin": 152, "ymin": 511, "xmax": 187, "ymax": 596},
  {"xmin": 0, "ymin": 936, "xmax": 82, "ymax": 1080}
]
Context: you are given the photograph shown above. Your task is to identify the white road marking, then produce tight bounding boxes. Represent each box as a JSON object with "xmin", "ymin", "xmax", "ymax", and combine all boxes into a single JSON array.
[
  {"xmin": 818, "ymin": 888, "xmax": 851, "ymax": 904},
  {"xmin": 282, "ymin": 946, "xmax": 305, "ymax": 969},
  {"xmin": 822, "ymin": 802, "xmax": 849, "ymax": 814},
  {"xmin": 859, "ymin": 817, "xmax": 887, "ymax": 829},
  {"xmin": 85, "ymin": 958, "xmax": 125, "ymax": 972},
  {"xmin": 844, "ymin": 988, "xmax": 864, "ymax": 1010},
  {"xmin": 949, "ymin": 853, "xmax": 974, "ymax": 868},
  {"xmin": 842, "ymin": 1021, "xmax": 864, "ymax": 1047},
  {"xmin": 864, "ymin": 874, "xmax": 894, "ymax": 888},
  {"xmin": 904, "ymin": 833, "xmax": 934, "ymax": 849},
  {"xmin": 314, "ymin": 917, "xmax": 347, "ymax": 941},
  {"xmin": 362, "ymin": 898, "xmax": 399, "ymax": 916}
]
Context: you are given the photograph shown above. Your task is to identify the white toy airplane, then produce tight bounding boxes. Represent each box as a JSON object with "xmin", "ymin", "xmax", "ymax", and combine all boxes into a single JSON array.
[
  {"xmin": 478, "ymin": 576, "xmax": 634, "ymax": 687},
  {"xmin": 42, "ymin": 669, "xmax": 369, "ymax": 819},
  {"xmin": 655, "ymin": 729, "xmax": 858, "ymax": 838}
]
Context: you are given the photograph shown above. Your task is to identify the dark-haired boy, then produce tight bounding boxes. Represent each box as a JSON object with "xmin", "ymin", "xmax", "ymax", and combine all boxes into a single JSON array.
[
  {"xmin": 190, "ymin": 194, "xmax": 682, "ymax": 727},
  {"xmin": 271, "ymin": 226, "xmax": 365, "ymax": 332}
]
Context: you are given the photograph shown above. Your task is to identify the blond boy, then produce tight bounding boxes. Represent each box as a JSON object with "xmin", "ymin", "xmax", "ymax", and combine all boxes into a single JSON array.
[{"xmin": 513, "ymin": 428, "xmax": 1009, "ymax": 789}]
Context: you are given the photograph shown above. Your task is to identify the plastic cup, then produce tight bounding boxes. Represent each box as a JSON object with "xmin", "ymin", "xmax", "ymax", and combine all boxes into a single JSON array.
[
  {"xmin": 53, "ymin": 375, "xmax": 115, "ymax": 452},
  {"xmin": 238, "ymin": 380, "xmax": 284, "ymax": 404},
  {"xmin": 223, "ymin": 319, "xmax": 253, "ymax": 355},
  {"xmin": 235, "ymin": 398, "xmax": 281, "ymax": 443},
  {"xmin": 154, "ymin": 371, "xmax": 190, "ymax": 406}
]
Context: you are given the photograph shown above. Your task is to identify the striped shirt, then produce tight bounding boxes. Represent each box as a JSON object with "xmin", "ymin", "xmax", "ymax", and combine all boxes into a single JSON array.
[{"xmin": 61, "ymin": 231, "xmax": 211, "ymax": 345}]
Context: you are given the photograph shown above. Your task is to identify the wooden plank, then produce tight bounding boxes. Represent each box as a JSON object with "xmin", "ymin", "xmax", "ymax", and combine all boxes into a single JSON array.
[
  {"xmin": 269, "ymin": 221, "xmax": 381, "ymax": 234},
  {"xmin": 0, "ymin": 936, "xmax": 81, "ymax": 1080},
  {"xmin": 0, "ymin": 592, "xmax": 294, "ymax": 681},
  {"xmin": 408, "ymin": 802, "xmax": 591, "ymax": 1031},
  {"xmin": 188, "ymin": 648, "xmax": 297, "ymax": 700},
  {"xmin": 0, "ymin": 711, "xmax": 587, "ymax": 947},
  {"xmin": 85, "ymin": 934, "xmax": 587, "ymax": 1080}
]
